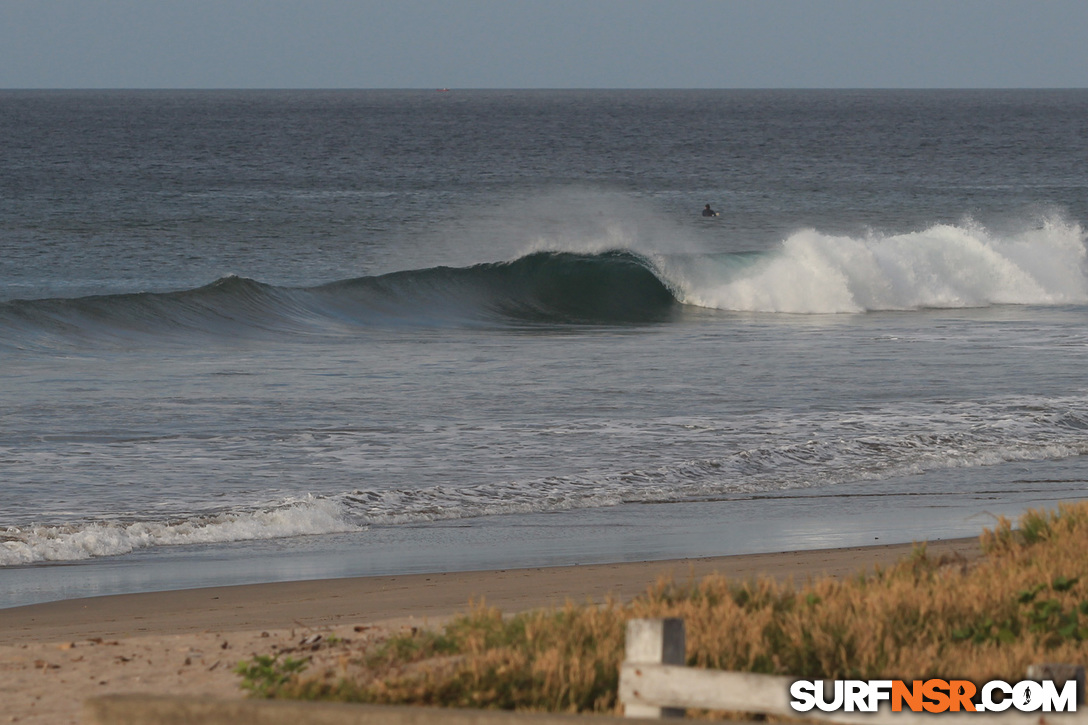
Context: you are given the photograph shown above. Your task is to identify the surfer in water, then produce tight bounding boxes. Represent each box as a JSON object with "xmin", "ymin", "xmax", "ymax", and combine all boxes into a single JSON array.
[{"xmin": 702, "ymin": 204, "xmax": 719, "ymax": 217}]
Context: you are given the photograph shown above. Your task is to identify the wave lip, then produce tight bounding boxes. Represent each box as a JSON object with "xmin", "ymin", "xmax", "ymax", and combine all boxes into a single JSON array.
[
  {"xmin": 2, "ymin": 218, "xmax": 1086, "ymax": 349},
  {"xmin": 0, "ymin": 251, "xmax": 681, "ymax": 349},
  {"xmin": 3, "ymin": 218, "xmax": 1084, "ymax": 348},
  {"xmin": 320, "ymin": 249, "xmax": 680, "ymax": 325}
]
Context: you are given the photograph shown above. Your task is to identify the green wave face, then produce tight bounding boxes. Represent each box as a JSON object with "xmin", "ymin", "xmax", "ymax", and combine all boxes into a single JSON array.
[
  {"xmin": 449, "ymin": 250, "xmax": 679, "ymax": 323},
  {"xmin": 324, "ymin": 249, "xmax": 681, "ymax": 326},
  {"xmin": 0, "ymin": 251, "xmax": 683, "ymax": 348}
]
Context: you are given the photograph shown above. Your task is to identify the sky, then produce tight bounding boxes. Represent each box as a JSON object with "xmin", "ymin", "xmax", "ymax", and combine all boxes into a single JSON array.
[{"xmin": 2, "ymin": 0, "xmax": 1087, "ymax": 89}]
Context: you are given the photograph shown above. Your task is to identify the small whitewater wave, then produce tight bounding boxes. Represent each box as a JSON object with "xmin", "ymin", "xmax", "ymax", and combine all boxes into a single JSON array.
[
  {"xmin": 0, "ymin": 496, "xmax": 359, "ymax": 566},
  {"xmin": 669, "ymin": 217, "xmax": 1088, "ymax": 313},
  {"xmin": 5, "ymin": 396, "xmax": 1087, "ymax": 566}
]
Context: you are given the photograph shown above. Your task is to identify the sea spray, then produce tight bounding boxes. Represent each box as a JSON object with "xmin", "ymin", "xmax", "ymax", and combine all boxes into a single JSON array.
[
  {"xmin": 3, "ymin": 219, "xmax": 1085, "ymax": 350},
  {"xmin": 667, "ymin": 218, "xmax": 1088, "ymax": 313}
]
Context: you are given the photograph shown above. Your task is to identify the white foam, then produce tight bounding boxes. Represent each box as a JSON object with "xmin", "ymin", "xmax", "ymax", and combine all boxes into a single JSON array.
[
  {"xmin": 0, "ymin": 496, "xmax": 358, "ymax": 566},
  {"xmin": 333, "ymin": 399, "xmax": 1088, "ymax": 525},
  {"xmin": 6, "ymin": 396, "xmax": 1088, "ymax": 566},
  {"xmin": 669, "ymin": 217, "xmax": 1088, "ymax": 313}
]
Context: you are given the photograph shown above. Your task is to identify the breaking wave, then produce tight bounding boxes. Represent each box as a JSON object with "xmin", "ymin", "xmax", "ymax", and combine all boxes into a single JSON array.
[
  {"xmin": 667, "ymin": 217, "xmax": 1088, "ymax": 313},
  {"xmin": 0, "ymin": 219, "xmax": 1085, "ymax": 349},
  {"xmin": 0, "ymin": 497, "xmax": 359, "ymax": 566},
  {"xmin": 0, "ymin": 251, "xmax": 678, "ymax": 349}
]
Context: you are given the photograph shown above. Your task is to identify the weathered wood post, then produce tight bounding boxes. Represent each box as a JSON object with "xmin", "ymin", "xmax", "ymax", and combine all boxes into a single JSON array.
[{"xmin": 622, "ymin": 618, "xmax": 686, "ymax": 718}]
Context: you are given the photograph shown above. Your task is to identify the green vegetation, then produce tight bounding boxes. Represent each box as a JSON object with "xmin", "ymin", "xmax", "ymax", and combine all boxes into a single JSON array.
[
  {"xmin": 235, "ymin": 654, "xmax": 310, "ymax": 698},
  {"xmin": 236, "ymin": 501, "xmax": 1088, "ymax": 714}
]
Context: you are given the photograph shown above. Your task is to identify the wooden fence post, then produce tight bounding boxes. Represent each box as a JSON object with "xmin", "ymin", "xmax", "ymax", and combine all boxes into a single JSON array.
[
  {"xmin": 618, "ymin": 621, "xmax": 1088, "ymax": 723},
  {"xmin": 1026, "ymin": 662, "xmax": 1085, "ymax": 706},
  {"xmin": 623, "ymin": 618, "xmax": 686, "ymax": 719}
]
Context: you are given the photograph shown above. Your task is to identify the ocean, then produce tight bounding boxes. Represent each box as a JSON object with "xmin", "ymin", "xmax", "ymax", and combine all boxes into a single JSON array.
[{"xmin": 2, "ymin": 89, "xmax": 1087, "ymax": 608}]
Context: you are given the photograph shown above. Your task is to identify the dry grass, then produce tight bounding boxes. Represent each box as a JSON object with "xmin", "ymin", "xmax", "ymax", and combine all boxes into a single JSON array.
[{"xmin": 238, "ymin": 501, "xmax": 1088, "ymax": 714}]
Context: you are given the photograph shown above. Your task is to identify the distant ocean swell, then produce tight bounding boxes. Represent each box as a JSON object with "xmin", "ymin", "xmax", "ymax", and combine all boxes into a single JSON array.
[
  {"xmin": 1, "ymin": 220, "xmax": 1085, "ymax": 349},
  {"xmin": 4, "ymin": 395, "xmax": 1087, "ymax": 566}
]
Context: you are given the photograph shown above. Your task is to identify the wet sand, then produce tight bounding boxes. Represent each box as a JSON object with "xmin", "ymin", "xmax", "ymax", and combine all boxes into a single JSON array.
[{"xmin": 0, "ymin": 537, "xmax": 980, "ymax": 724}]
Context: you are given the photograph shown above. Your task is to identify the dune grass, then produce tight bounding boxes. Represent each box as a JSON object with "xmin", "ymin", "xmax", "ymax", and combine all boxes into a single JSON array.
[{"xmin": 237, "ymin": 501, "xmax": 1088, "ymax": 714}]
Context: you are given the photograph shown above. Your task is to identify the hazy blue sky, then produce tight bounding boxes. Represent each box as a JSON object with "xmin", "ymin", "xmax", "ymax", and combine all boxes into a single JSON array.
[{"xmin": 2, "ymin": 0, "xmax": 1086, "ymax": 89}]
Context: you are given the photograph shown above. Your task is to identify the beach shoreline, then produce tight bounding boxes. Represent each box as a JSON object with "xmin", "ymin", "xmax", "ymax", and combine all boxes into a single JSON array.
[
  {"xmin": 0, "ymin": 536, "xmax": 979, "ymax": 645},
  {"xmin": 0, "ymin": 536, "xmax": 980, "ymax": 724}
]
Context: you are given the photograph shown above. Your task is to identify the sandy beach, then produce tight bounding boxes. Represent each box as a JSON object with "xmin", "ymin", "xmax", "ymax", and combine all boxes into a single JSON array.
[{"xmin": 0, "ymin": 537, "xmax": 979, "ymax": 724}]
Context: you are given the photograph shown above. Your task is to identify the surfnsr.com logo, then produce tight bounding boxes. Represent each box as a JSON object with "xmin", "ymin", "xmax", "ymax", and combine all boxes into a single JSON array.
[{"xmin": 789, "ymin": 678, "xmax": 1078, "ymax": 714}]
